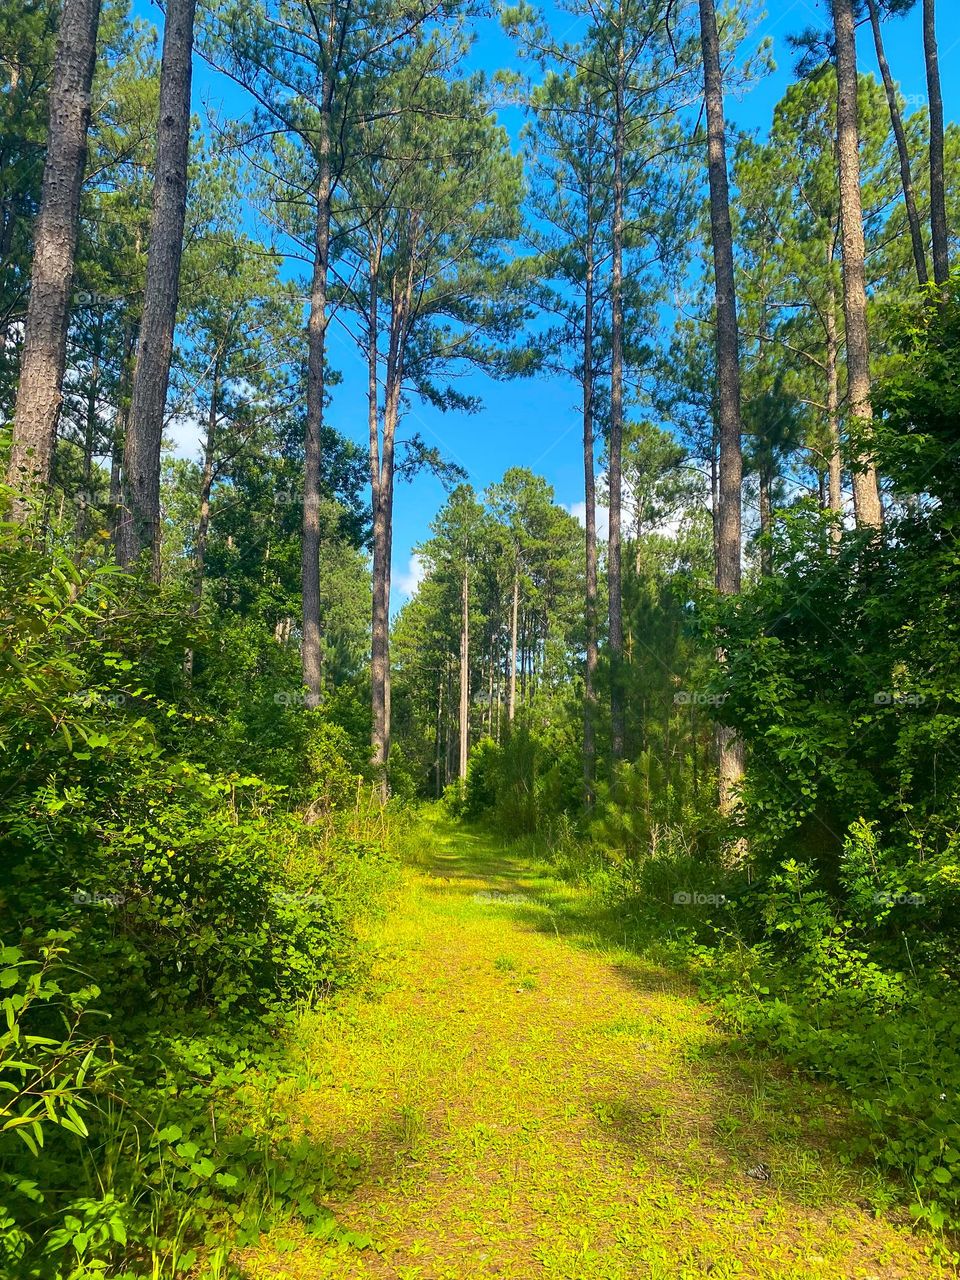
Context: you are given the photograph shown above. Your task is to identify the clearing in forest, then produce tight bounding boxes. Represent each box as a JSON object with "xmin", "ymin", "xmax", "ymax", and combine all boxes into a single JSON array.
[{"xmin": 243, "ymin": 817, "xmax": 953, "ymax": 1280}]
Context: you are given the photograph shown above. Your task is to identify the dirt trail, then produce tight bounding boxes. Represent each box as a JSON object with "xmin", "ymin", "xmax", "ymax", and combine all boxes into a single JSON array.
[{"xmin": 244, "ymin": 819, "xmax": 952, "ymax": 1280}]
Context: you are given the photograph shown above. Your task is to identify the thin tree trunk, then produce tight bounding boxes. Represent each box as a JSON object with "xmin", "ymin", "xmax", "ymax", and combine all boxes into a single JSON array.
[
  {"xmin": 699, "ymin": 0, "xmax": 746, "ymax": 812},
  {"xmin": 109, "ymin": 317, "xmax": 136, "ymax": 542},
  {"xmin": 758, "ymin": 472, "xmax": 772, "ymax": 575},
  {"xmin": 193, "ymin": 360, "xmax": 218, "ymax": 602},
  {"xmin": 867, "ymin": 0, "xmax": 928, "ymax": 287},
  {"xmin": 445, "ymin": 657, "xmax": 455, "ymax": 785},
  {"xmin": 7, "ymin": 0, "xmax": 102, "ymax": 515},
  {"xmin": 118, "ymin": 0, "xmax": 197, "ymax": 573},
  {"xmin": 710, "ymin": 430, "xmax": 720, "ymax": 573},
  {"xmin": 370, "ymin": 266, "xmax": 409, "ymax": 799},
  {"xmin": 367, "ymin": 238, "xmax": 384, "ymax": 784},
  {"xmin": 459, "ymin": 563, "xmax": 469, "ymax": 780},
  {"xmin": 508, "ymin": 563, "xmax": 519, "ymax": 722},
  {"xmin": 435, "ymin": 668, "xmax": 444, "ymax": 799},
  {"xmin": 495, "ymin": 635, "xmax": 503, "ymax": 742},
  {"xmin": 81, "ymin": 321, "xmax": 102, "ymax": 484},
  {"xmin": 608, "ymin": 42, "xmax": 626, "ymax": 763},
  {"xmin": 486, "ymin": 638, "xmax": 494, "ymax": 736},
  {"xmin": 923, "ymin": 0, "xmax": 949, "ymax": 286},
  {"xmin": 832, "ymin": 0, "xmax": 883, "ymax": 529},
  {"xmin": 300, "ymin": 20, "xmax": 338, "ymax": 707},
  {"xmin": 182, "ymin": 362, "xmax": 217, "ymax": 678},
  {"xmin": 825, "ymin": 273, "xmax": 843, "ymax": 541},
  {"xmin": 520, "ymin": 611, "xmax": 528, "ymax": 704},
  {"xmin": 583, "ymin": 194, "xmax": 599, "ymax": 804}
]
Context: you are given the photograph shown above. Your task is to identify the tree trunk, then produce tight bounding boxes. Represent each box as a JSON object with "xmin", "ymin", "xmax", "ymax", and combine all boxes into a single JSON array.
[
  {"xmin": 825, "ymin": 272, "xmax": 843, "ymax": 542},
  {"xmin": 434, "ymin": 668, "xmax": 444, "ymax": 799},
  {"xmin": 7, "ymin": 0, "xmax": 102, "ymax": 516},
  {"xmin": 508, "ymin": 563, "xmax": 519, "ymax": 722},
  {"xmin": 109, "ymin": 318, "xmax": 136, "ymax": 542},
  {"xmin": 923, "ymin": 0, "xmax": 949, "ymax": 286},
  {"xmin": 608, "ymin": 43, "xmax": 626, "ymax": 763},
  {"xmin": 117, "ymin": 0, "xmax": 196, "ymax": 573},
  {"xmin": 301, "ymin": 36, "xmax": 337, "ymax": 708},
  {"xmin": 520, "ymin": 610, "xmax": 528, "ymax": 704},
  {"xmin": 370, "ymin": 265, "xmax": 409, "ymax": 800},
  {"xmin": 495, "ymin": 637, "xmax": 503, "ymax": 742},
  {"xmin": 459, "ymin": 563, "xmax": 469, "ymax": 780},
  {"xmin": 583, "ymin": 195, "xmax": 599, "ymax": 804},
  {"xmin": 758, "ymin": 472, "xmax": 772, "ymax": 575},
  {"xmin": 78, "ymin": 317, "xmax": 102, "ymax": 536},
  {"xmin": 182, "ymin": 364, "xmax": 217, "ymax": 679},
  {"xmin": 867, "ymin": 0, "xmax": 928, "ymax": 288},
  {"xmin": 710, "ymin": 429, "xmax": 720, "ymax": 573},
  {"xmin": 699, "ymin": 0, "xmax": 746, "ymax": 813},
  {"xmin": 832, "ymin": 0, "xmax": 883, "ymax": 529},
  {"xmin": 486, "ymin": 637, "xmax": 495, "ymax": 736},
  {"xmin": 193, "ymin": 360, "xmax": 218, "ymax": 602}
]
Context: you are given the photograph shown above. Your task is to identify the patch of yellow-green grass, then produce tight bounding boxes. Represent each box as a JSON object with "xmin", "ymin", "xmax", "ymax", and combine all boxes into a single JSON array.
[{"xmin": 239, "ymin": 812, "xmax": 955, "ymax": 1279}]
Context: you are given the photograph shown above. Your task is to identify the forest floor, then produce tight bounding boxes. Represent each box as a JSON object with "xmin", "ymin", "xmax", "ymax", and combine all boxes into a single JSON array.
[{"xmin": 241, "ymin": 814, "xmax": 955, "ymax": 1280}]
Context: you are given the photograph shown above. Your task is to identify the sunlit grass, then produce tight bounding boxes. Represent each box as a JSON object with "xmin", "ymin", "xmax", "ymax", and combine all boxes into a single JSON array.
[{"xmin": 241, "ymin": 809, "xmax": 953, "ymax": 1278}]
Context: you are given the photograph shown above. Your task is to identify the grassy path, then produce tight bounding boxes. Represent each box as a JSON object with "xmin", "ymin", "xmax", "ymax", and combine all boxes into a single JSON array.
[{"xmin": 244, "ymin": 817, "xmax": 953, "ymax": 1280}]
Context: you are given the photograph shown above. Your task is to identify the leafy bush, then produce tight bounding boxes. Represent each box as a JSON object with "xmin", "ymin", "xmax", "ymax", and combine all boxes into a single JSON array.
[
  {"xmin": 456, "ymin": 722, "xmax": 583, "ymax": 834},
  {"xmin": 0, "ymin": 523, "xmax": 395, "ymax": 1273}
]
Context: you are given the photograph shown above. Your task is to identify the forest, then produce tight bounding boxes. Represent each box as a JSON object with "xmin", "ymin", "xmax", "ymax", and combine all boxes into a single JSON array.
[{"xmin": 2, "ymin": 0, "xmax": 960, "ymax": 1274}]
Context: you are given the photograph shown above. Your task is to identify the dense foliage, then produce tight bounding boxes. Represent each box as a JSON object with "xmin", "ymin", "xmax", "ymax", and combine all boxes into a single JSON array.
[
  {"xmin": 0, "ymin": 516, "xmax": 397, "ymax": 1274},
  {"xmin": 3, "ymin": 0, "xmax": 960, "ymax": 1266}
]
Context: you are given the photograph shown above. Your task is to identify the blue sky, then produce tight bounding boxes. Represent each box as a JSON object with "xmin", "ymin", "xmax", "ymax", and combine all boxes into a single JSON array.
[{"xmin": 156, "ymin": 0, "xmax": 960, "ymax": 606}]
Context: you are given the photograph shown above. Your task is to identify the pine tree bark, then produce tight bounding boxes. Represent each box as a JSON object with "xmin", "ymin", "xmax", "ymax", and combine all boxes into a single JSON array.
[
  {"xmin": 758, "ymin": 472, "xmax": 773, "ymax": 576},
  {"xmin": 193, "ymin": 358, "xmax": 218, "ymax": 603},
  {"xmin": 583, "ymin": 196, "xmax": 599, "ymax": 804},
  {"xmin": 486, "ymin": 640, "xmax": 495, "ymax": 735},
  {"xmin": 832, "ymin": 0, "xmax": 883, "ymax": 529},
  {"xmin": 434, "ymin": 668, "xmax": 444, "ymax": 798},
  {"xmin": 182, "ymin": 360, "xmax": 218, "ymax": 678},
  {"xmin": 78, "ymin": 317, "xmax": 102, "ymax": 537},
  {"xmin": 699, "ymin": 0, "xmax": 745, "ymax": 811},
  {"xmin": 508, "ymin": 563, "xmax": 519, "ymax": 723},
  {"xmin": 301, "ymin": 21, "xmax": 337, "ymax": 708},
  {"xmin": 370, "ymin": 258, "xmax": 410, "ymax": 800},
  {"xmin": 866, "ymin": 0, "xmax": 928, "ymax": 288},
  {"xmin": 923, "ymin": 0, "xmax": 949, "ymax": 286},
  {"xmin": 118, "ymin": 0, "xmax": 197, "ymax": 573},
  {"xmin": 109, "ymin": 318, "xmax": 137, "ymax": 542},
  {"xmin": 825, "ymin": 275, "xmax": 844, "ymax": 542},
  {"xmin": 459, "ymin": 563, "xmax": 469, "ymax": 780},
  {"xmin": 608, "ymin": 41, "xmax": 626, "ymax": 763},
  {"xmin": 7, "ymin": 0, "xmax": 102, "ymax": 516}
]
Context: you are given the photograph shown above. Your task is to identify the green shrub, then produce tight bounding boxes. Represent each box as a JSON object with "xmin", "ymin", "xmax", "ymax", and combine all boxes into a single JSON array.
[{"xmin": 0, "ymin": 523, "xmax": 394, "ymax": 1274}]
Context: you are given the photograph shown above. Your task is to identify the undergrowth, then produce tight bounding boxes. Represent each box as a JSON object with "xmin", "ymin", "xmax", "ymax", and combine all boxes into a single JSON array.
[
  {"xmin": 510, "ymin": 814, "xmax": 960, "ymax": 1250},
  {"xmin": 0, "ymin": 527, "xmax": 405, "ymax": 1277}
]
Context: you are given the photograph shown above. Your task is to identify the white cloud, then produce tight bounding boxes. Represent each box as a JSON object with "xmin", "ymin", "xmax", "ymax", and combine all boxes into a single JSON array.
[
  {"xmin": 164, "ymin": 413, "xmax": 205, "ymax": 462},
  {"xmin": 566, "ymin": 499, "xmax": 610, "ymax": 541},
  {"xmin": 393, "ymin": 552, "xmax": 427, "ymax": 600}
]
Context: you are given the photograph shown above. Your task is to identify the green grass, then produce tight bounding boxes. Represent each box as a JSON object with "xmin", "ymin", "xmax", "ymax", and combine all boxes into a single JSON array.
[{"xmin": 240, "ymin": 810, "xmax": 955, "ymax": 1279}]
